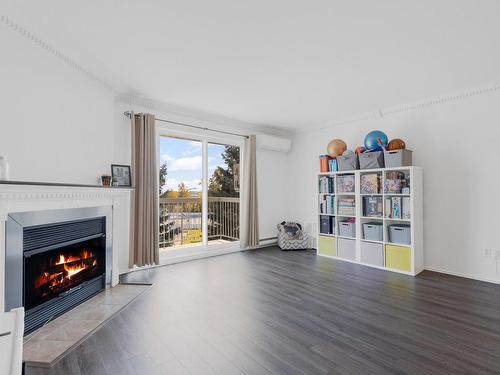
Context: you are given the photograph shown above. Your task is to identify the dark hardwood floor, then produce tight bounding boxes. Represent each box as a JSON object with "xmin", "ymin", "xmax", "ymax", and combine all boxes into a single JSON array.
[{"xmin": 26, "ymin": 247, "xmax": 500, "ymax": 375}]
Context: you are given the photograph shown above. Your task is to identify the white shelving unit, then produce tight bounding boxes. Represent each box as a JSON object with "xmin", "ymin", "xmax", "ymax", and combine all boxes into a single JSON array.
[{"xmin": 317, "ymin": 166, "xmax": 423, "ymax": 276}]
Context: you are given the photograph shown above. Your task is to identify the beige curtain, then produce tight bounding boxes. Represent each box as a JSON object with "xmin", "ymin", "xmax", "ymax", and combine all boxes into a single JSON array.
[
  {"xmin": 129, "ymin": 112, "xmax": 159, "ymax": 267},
  {"xmin": 241, "ymin": 135, "xmax": 259, "ymax": 248}
]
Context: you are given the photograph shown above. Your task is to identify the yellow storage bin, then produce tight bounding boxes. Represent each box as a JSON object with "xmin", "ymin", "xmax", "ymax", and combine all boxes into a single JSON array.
[
  {"xmin": 318, "ymin": 235, "xmax": 336, "ymax": 257},
  {"xmin": 385, "ymin": 244, "xmax": 411, "ymax": 272}
]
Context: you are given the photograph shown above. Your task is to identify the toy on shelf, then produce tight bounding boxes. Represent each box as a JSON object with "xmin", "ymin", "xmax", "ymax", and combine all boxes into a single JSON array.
[
  {"xmin": 327, "ymin": 139, "xmax": 347, "ymax": 157},
  {"xmin": 321, "ymin": 132, "xmax": 412, "ymax": 172},
  {"xmin": 387, "ymin": 138, "xmax": 406, "ymax": 151},
  {"xmin": 355, "ymin": 146, "xmax": 365, "ymax": 154},
  {"xmin": 364, "ymin": 130, "xmax": 388, "ymax": 151}
]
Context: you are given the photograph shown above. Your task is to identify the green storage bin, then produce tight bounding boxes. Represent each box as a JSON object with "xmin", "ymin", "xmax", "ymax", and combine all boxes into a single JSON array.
[
  {"xmin": 318, "ymin": 235, "xmax": 336, "ymax": 257},
  {"xmin": 385, "ymin": 244, "xmax": 411, "ymax": 272}
]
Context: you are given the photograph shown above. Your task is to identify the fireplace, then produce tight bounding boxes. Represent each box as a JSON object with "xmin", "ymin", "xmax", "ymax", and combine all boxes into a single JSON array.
[
  {"xmin": 24, "ymin": 235, "xmax": 106, "ymax": 312},
  {"xmin": 5, "ymin": 208, "xmax": 111, "ymax": 334}
]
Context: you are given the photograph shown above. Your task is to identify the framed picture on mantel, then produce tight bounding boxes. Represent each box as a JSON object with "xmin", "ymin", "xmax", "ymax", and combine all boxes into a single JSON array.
[{"xmin": 111, "ymin": 164, "xmax": 132, "ymax": 187}]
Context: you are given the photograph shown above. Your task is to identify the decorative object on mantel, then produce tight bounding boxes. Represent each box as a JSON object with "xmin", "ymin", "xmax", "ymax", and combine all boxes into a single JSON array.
[
  {"xmin": 111, "ymin": 164, "xmax": 132, "ymax": 187},
  {"xmin": 0, "ymin": 156, "xmax": 10, "ymax": 180},
  {"xmin": 101, "ymin": 174, "xmax": 112, "ymax": 187}
]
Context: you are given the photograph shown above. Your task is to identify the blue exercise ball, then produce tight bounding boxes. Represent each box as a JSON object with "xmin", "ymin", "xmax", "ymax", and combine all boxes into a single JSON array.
[{"xmin": 364, "ymin": 130, "xmax": 388, "ymax": 151}]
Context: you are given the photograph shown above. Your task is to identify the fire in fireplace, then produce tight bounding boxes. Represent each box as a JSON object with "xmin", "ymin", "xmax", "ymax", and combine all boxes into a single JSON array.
[{"xmin": 25, "ymin": 237, "xmax": 105, "ymax": 311}]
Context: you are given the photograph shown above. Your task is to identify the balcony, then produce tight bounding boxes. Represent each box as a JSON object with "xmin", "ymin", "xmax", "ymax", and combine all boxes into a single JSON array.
[{"xmin": 159, "ymin": 196, "xmax": 240, "ymax": 249}]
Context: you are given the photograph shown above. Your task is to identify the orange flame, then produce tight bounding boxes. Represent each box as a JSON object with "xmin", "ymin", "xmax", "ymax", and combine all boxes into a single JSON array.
[{"xmin": 34, "ymin": 248, "xmax": 98, "ymax": 289}]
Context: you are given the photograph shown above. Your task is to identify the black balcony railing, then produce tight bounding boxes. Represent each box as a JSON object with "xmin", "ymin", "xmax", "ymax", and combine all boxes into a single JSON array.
[{"xmin": 159, "ymin": 197, "xmax": 240, "ymax": 248}]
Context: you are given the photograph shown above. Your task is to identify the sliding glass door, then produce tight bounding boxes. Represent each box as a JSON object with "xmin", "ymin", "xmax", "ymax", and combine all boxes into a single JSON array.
[
  {"xmin": 207, "ymin": 143, "xmax": 240, "ymax": 244},
  {"xmin": 159, "ymin": 136, "xmax": 203, "ymax": 249},
  {"xmin": 158, "ymin": 134, "xmax": 241, "ymax": 253}
]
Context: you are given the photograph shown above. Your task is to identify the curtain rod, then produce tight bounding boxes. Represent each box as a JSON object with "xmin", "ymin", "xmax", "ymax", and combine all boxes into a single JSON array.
[{"xmin": 123, "ymin": 111, "xmax": 249, "ymax": 139}]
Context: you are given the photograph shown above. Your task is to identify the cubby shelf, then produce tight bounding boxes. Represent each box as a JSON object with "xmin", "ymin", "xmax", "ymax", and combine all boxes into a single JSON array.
[{"xmin": 317, "ymin": 166, "xmax": 423, "ymax": 276}]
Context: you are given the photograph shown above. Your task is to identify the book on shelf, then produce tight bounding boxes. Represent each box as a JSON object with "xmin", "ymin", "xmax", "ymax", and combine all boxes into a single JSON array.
[
  {"xmin": 329, "ymin": 158, "xmax": 338, "ymax": 172},
  {"xmin": 320, "ymin": 215, "xmax": 333, "ymax": 234},
  {"xmin": 318, "ymin": 176, "xmax": 334, "ymax": 193},
  {"xmin": 391, "ymin": 197, "xmax": 402, "ymax": 219},
  {"xmin": 402, "ymin": 197, "xmax": 411, "ymax": 219},
  {"xmin": 319, "ymin": 195, "xmax": 336, "ymax": 214},
  {"xmin": 337, "ymin": 196, "xmax": 355, "ymax": 216},
  {"xmin": 385, "ymin": 197, "xmax": 392, "ymax": 218},
  {"xmin": 385, "ymin": 196, "xmax": 410, "ymax": 220},
  {"xmin": 363, "ymin": 196, "xmax": 383, "ymax": 217},
  {"xmin": 360, "ymin": 173, "xmax": 381, "ymax": 194},
  {"xmin": 319, "ymin": 155, "xmax": 331, "ymax": 173},
  {"xmin": 336, "ymin": 175, "xmax": 355, "ymax": 193}
]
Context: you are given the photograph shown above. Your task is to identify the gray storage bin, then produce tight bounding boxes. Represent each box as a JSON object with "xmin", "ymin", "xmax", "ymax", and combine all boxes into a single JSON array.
[
  {"xmin": 337, "ymin": 238, "xmax": 356, "ymax": 261},
  {"xmin": 388, "ymin": 224, "xmax": 411, "ymax": 245},
  {"xmin": 337, "ymin": 154, "xmax": 359, "ymax": 171},
  {"xmin": 361, "ymin": 241, "xmax": 384, "ymax": 266},
  {"xmin": 384, "ymin": 149, "xmax": 413, "ymax": 168},
  {"xmin": 363, "ymin": 222, "xmax": 383, "ymax": 242},
  {"xmin": 338, "ymin": 221, "xmax": 356, "ymax": 237},
  {"xmin": 359, "ymin": 151, "xmax": 385, "ymax": 169}
]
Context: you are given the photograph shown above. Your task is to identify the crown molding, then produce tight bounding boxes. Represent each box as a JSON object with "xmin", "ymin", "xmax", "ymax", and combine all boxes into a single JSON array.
[
  {"xmin": 301, "ymin": 81, "xmax": 500, "ymax": 134},
  {"xmin": 381, "ymin": 82, "xmax": 500, "ymax": 116},
  {"xmin": 1, "ymin": 14, "xmax": 116, "ymax": 93}
]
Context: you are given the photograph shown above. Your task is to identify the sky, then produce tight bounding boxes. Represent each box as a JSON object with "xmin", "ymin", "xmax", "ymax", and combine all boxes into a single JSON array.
[{"xmin": 159, "ymin": 137, "xmax": 229, "ymax": 192}]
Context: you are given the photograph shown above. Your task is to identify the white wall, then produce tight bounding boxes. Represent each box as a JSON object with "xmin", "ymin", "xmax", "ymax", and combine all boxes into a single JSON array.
[
  {"xmin": 287, "ymin": 89, "xmax": 500, "ymax": 283},
  {"xmin": 257, "ymin": 149, "xmax": 289, "ymax": 240},
  {"xmin": 0, "ymin": 29, "xmax": 115, "ymax": 185}
]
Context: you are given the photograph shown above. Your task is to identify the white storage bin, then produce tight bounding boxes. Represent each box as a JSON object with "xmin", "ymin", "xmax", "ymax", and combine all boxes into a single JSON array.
[
  {"xmin": 337, "ymin": 238, "xmax": 356, "ymax": 261},
  {"xmin": 361, "ymin": 242, "xmax": 384, "ymax": 266}
]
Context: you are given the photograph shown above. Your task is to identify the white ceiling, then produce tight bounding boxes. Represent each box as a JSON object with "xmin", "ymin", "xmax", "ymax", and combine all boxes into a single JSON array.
[{"xmin": 4, "ymin": 0, "xmax": 500, "ymax": 131}]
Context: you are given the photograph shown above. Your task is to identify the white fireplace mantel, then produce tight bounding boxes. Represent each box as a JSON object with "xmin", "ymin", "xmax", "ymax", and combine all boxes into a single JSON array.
[{"xmin": 0, "ymin": 183, "xmax": 132, "ymax": 312}]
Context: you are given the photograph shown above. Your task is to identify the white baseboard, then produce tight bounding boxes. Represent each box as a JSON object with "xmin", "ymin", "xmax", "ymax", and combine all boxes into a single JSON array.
[
  {"xmin": 120, "ymin": 240, "xmax": 279, "ymax": 276},
  {"xmin": 258, "ymin": 237, "xmax": 278, "ymax": 247},
  {"xmin": 424, "ymin": 267, "xmax": 500, "ymax": 285},
  {"xmin": 121, "ymin": 246, "xmax": 243, "ymax": 275}
]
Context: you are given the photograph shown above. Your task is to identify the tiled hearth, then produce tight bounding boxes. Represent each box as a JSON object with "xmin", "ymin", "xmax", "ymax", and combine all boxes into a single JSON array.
[{"xmin": 23, "ymin": 284, "xmax": 150, "ymax": 368}]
